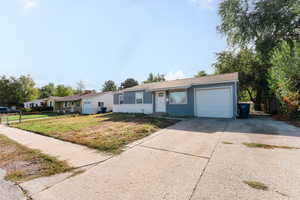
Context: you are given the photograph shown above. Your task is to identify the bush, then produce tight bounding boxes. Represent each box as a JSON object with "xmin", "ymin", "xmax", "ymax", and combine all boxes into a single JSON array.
[{"xmin": 269, "ymin": 41, "xmax": 300, "ymax": 117}]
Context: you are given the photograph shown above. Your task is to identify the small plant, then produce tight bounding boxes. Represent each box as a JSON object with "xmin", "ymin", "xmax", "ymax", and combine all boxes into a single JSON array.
[{"xmin": 243, "ymin": 180, "xmax": 268, "ymax": 191}]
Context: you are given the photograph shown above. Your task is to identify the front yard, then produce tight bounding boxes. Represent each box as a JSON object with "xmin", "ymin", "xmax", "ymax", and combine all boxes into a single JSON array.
[
  {"xmin": 0, "ymin": 134, "xmax": 71, "ymax": 182},
  {"xmin": 11, "ymin": 113, "xmax": 178, "ymax": 154}
]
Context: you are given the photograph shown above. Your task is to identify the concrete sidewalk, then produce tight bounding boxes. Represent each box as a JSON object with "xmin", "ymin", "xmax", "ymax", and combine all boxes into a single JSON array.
[
  {"xmin": 0, "ymin": 125, "xmax": 110, "ymax": 168},
  {"xmin": 31, "ymin": 119, "xmax": 226, "ymax": 200}
]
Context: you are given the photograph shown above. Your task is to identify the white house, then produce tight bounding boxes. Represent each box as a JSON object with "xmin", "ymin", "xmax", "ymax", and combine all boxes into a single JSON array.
[
  {"xmin": 54, "ymin": 92, "xmax": 114, "ymax": 114},
  {"xmin": 24, "ymin": 96, "xmax": 58, "ymax": 109}
]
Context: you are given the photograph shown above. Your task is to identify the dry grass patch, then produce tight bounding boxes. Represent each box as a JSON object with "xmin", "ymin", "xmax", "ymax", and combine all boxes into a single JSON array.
[
  {"xmin": 0, "ymin": 134, "xmax": 71, "ymax": 182},
  {"xmin": 222, "ymin": 141, "xmax": 234, "ymax": 144},
  {"xmin": 243, "ymin": 142, "xmax": 300, "ymax": 150},
  {"xmin": 12, "ymin": 113, "xmax": 178, "ymax": 154},
  {"xmin": 243, "ymin": 180, "xmax": 268, "ymax": 191}
]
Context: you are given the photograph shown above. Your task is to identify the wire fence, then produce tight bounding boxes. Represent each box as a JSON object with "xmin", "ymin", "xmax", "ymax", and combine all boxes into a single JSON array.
[{"xmin": 0, "ymin": 113, "xmax": 23, "ymax": 125}]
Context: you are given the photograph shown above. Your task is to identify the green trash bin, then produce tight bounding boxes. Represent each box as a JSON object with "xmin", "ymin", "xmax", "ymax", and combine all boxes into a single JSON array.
[{"xmin": 238, "ymin": 103, "xmax": 250, "ymax": 118}]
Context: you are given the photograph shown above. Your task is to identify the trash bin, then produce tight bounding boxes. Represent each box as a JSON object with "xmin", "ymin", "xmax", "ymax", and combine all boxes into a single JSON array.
[
  {"xmin": 238, "ymin": 103, "xmax": 250, "ymax": 118},
  {"xmin": 101, "ymin": 107, "xmax": 107, "ymax": 113}
]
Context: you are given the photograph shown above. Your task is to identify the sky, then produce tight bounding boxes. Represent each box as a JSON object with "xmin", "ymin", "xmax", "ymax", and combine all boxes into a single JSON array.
[{"xmin": 0, "ymin": 0, "xmax": 227, "ymax": 90}]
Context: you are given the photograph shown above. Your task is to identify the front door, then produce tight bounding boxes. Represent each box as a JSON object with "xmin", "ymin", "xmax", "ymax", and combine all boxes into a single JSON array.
[{"xmin": 155, "ymin": 91, "xmax": 166, "ymax": 112}]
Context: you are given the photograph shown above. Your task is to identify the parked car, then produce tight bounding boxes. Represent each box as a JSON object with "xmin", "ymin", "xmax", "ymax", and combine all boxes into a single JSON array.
[{"xmin": 0, "ymin": 107, "xmax": 10, "ymax": 113}]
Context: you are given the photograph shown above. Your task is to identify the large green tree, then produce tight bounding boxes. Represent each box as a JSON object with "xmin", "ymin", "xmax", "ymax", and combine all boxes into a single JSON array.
[
  {"xmin": 39, "ymin": 83, "xmax": 56, "ymax": 98},
  {"xmin": 102, "ymin": 80, "xmax": 117, "ymax": 92},
  {"xmin": 119, "ymin": 78, "xmax": 138, "ymax": 89},
  {"xmin": 269, "ymin": 41, "xmax": 300, "ymax": 115},
  {"xmin": 55, "ymin": 84, "xmax": 74, "ymax": 97},
  {"xmin": 143, "ymin": 73, "xmax": 165, "ymax": 83},
  {"xmin": 0, "ymin": 75, "xmax": 39, "ymax": 107},
  {"xmin": 214, "ymin": 49, "xmax": 263, "ymax": 103},
  {"xmin": 217, "ymin": 0, "xmax": 300, "ymax": 109}
]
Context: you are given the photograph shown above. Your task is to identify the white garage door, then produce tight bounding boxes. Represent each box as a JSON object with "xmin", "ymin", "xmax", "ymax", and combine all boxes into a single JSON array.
[
  {"xmin": 82, "ymin": 101, "xmax": 94, "ymax": 114},
  {"xmin": 195, "ymin": 87, "xmax": 233, "ymax": 118}
]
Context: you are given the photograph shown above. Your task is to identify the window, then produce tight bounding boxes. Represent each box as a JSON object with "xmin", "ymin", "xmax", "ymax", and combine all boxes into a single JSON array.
[
  {"xmin": 169, "ymin": 91, "xmax": 187, "ymax": 104},
  {"xmin": 119, "ymin": 94, "xmax": 124, "ymax": 104},
  {"xmin": 65, "ymin": 102, "xmax": 68, "ymax": 107},
  {"xmin": 135, "ymin": 92, "xmax": 143, "ymax": 104},
  {"xmin": 98, "ymin": 102, "xmax": 104, "ymax": 107}
]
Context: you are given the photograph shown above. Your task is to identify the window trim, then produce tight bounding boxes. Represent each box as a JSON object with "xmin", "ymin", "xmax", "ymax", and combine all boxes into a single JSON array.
[
  {"xmin": 169, "ymin": 91, "xmax": 188, "ymax": 105},
  {"xmin": 119, "ymin": 94, "xmax": 124, "ymax": 104},
  {"xmin": 135, "ymin": 92, "xmax": 144, "ymax": 104}
]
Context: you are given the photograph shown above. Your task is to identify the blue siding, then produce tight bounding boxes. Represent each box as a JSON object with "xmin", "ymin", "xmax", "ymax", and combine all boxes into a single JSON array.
[
  {"xmin": 113, "ymin": 93, "xmax": 120, "ymax": 104},
  {"xmin": 166, "ymin": 88, "xmax": 194, "ymax": 116},
  {"xmin": 113, "ymin": 90, "xmax": 153, "ymax": 104},
  {"xmin": 124, "ymin": 91, "xmax": 135, "ymax": 104},
  {"xmin": 144, "ymin": 91, "xmax": 153, "ymax": 104}
]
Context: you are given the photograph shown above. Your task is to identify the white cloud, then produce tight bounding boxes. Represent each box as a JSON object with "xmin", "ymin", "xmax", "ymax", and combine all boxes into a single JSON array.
[
  {"xmin": 190, "ymin": 0, "xmax": 215, "ymax": 10},
  {"xmin": 165, "ymin": 70, "xmax": 186, "ymax": 80},
  {"xmin": 22, "ymin": 0, "xmax": 37, "ymax": 10}
]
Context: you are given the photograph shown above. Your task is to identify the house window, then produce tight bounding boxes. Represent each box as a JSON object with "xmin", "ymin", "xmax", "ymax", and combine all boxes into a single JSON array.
[
  {"xmin": 119, "ymin": 94, "xmax": 124, "ymax": 104},
  {"xmin": 98, "ymin": 102, "xmax": 104, "ymax": 107},
  {"xmin": 65, "ymin": 102, "xmax": 68, "ymax": 107},
  {"xmin": 71, "ymin": 102, "xmax": 74, "ymax": 106},
  {"xmin": 49, "ymin": 101, "xmax": 52, "ymax": 107},
  {"xmin": 169, "ymin": 91, "xmax": 187, "ymax": 104},
  {"xmin": 135, "ymin": 92, "xmax": 143, "ymax": 104}
]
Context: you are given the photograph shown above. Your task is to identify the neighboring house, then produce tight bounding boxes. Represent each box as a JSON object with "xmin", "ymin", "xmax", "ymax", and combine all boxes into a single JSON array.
[
  {"xmin": 113, "ymin": 72, "xmax": 238, "ymax": 118},
  {"xmin": 24, "ymin": 96, "xmax": 57, "ymax": 109},
  {"xmin": 54, "ymin": 92, "xmax": 114, "ymax": 114}
]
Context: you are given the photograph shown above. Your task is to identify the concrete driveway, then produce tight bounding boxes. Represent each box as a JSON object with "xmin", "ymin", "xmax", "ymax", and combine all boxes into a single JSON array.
[{"xmin": 31, "ymin": 117, "xmax": 300, "ymax": 200}]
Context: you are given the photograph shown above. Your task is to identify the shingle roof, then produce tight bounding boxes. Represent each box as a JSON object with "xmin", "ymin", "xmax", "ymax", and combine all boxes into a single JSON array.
[
  {"xmin": 119, "ymin": 72, "xmax": 238, "ymax": 92},
  {"xmin": 54, "ymin": 92, "xmax": 112, "ymax": 102}
]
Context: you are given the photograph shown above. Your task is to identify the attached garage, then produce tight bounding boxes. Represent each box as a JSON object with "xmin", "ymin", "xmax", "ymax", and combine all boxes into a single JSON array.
[{"xmin": 194, "ymin": 87, "xmax": 233, "ymax": 118}]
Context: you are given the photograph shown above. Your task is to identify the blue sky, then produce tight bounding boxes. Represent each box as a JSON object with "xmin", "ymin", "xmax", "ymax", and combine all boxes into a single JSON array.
[{"xmin": 0, "ymin": 0, "xmax": 227, "ymax": 90}]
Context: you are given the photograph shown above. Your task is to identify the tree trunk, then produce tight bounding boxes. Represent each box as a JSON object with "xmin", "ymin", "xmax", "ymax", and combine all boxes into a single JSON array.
[{"xmin": 254, "ymin": 90, "xmax": 263, "ymax": 111}]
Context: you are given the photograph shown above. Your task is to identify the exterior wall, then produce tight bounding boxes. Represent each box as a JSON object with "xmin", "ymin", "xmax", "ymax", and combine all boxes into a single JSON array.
[
  {"xmin": 113, "ymin": 104, "xmax": 153, "ymax": 114},
  {"xmin": 82, "ymin": 92, "xmax": 114, "ymax": 114},
  {"xmin": 165, "ymin": 82, "xmax": 237, "ymax": 118},
  {"xmin": 112, "ymin": 90, "xmax": 153, "ymax": 114},
  {"xmin": 113, "ymin": 82, "xmax": 237, "ymax": 118},
  {"xmin": 166, "ymin": 88, "xmax": 194, "ymax": 116},
  {"xmin": 113, "ymin": 91, "xmax": 152, "ymax": 105}
]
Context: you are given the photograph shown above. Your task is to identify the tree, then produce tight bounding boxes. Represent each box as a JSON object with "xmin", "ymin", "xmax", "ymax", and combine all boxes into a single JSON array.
[
  {"xmin": 56, "ymin": 84, "xmax": 74, "ymax": 97},
  {"xmin": 0, "ymin": 75, "xmax": 39, "ymax": 107},
  {"xmin": 217, "ymin": 0, "xmax": 300, "ymax": 109},
  {"xmin": 40, "ymin": 83, "xmax": 56, "ymax": 98},
  {"xmin": 268, "ymin": 41, "xmax": 300, "ymax": 115},
  {"xmin": 214, "ymin": 49, "xmax": 263, "ymax": 103},
  {"xmin": 18, "ymin": 75, "xmax": 39, "ymax": 103},
  {"xmin": 218, "ymin": 0, "xmax": 300, "ymax": 56},
  {"xmin": 194, "ymin": 70, "xmax": 207, "ymax": 77},
  {"xmin": 119, "ymin": 78, "xmax": 138, "ymax": 89},
  {"xmin": 102, "ymin": 80, "xmax": 117, "ymax": 92},
  {"xmin": 75, "ymin": 80, "xmax": 85, "ymax": 94},
  {"xmin": 143, "ymin": 73, "xmax": 165, "ymax": 83}
]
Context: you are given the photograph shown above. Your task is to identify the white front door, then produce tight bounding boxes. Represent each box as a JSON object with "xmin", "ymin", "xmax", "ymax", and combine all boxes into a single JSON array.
[
  {"xmin": 195, "ymin": 87, "xmax": 233, "ymax": 118},
  {"xmin": 155, "ymin": 91, "xmax": 166, "ymax": 112}
]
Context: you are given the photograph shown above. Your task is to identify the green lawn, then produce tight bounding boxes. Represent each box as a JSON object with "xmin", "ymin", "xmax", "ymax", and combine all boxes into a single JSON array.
[
  {"xmin": 11, "ymin": 113, "xmax": 178, "ymax": 154},
  {"xmin": 7, "ymin": 113, "xmax": 57, "ymax": 121}
]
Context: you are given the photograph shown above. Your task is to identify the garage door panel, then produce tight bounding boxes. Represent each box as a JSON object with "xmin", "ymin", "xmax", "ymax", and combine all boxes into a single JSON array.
[{"xmin": 195, "ymin": 88, "xmax": 233, "ymax": 118}]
